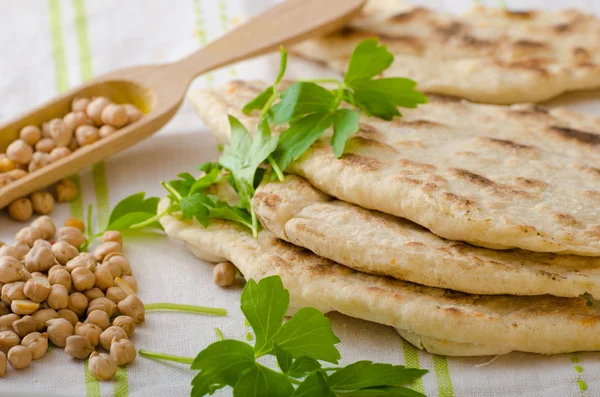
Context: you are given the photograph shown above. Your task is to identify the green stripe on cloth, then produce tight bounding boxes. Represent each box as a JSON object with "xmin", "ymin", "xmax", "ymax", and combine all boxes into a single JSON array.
[
  {"xmin": 571, "ymin": 355, "xmax": 588, "ymax": 396},
  {"xmin": 84, "ymin": 357, "xmax": 102, "ymax": 397},
  {"xmin": 68, "ymin": 175, "xmax": 84, "ymax": 220},
  {"xmin": 217, "ymin": 0, "xmax": 237, "ymax": 76},
  {"xmin": 192, "ymin": 0, "xmax": 213, "ymax": 83},
  {"xmin": 72, "ymin": 0, "xmax": 120, "ymax": 394},
  {"xmin": 432, "ymin": 355, "xmax": 455, "ymax": 397},
  {"xmin": 49, "ymin": 0, "xmax": 68, "ymax": 92},
  {"xmin": 401, "ymin": 340, "xmax": 425, "ymax": 394}
]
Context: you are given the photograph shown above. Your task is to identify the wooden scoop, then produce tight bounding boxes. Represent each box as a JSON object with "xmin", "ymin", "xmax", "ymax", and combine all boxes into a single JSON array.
[{"xmin": 0, "ymin": 0, "xmax": 365, "ymax": 209}]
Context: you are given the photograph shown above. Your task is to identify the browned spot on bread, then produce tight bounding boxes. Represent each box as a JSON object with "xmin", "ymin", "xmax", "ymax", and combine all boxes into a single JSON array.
[
  {"xmin": 514, "ymin": 177, "xmax": 548, "ymax": 190},
  {"xmin": 482, "ymin": 137, "xmax": 534, "ymax": 151},
  {"xmin": 450, "ymin": 168, "xmax": 530, "ymax": 198},
  {"xmin": 253, "ymin": 192, "xmax": 281, "ymax": 211},
  {"xmin": 504, "ymin": 10, "xmax": 534, "ymax": 19},
  {"xmin": 399, "ymin": 159, "xmax": 436, "ymax": 171},
  {"xmin": 349, "ymin": 136, "xmax": 398, "ymax": 153},
  {"xmin": 553, "ymin": 213, "xmax": 579, "ymax": 226},
  {"xmin": 339, "ymin": 153, "xmax": 381, "ymax": 172},
  {"xmin": 455, "ymin": 151, "xmax": 479, "ymax": 158},
  {"xmin": 395, "ymin": 176, "xmax": 422, "ymax": 186},
  {"xmin": 404, "ymin": 241, "xmax": 425, "ymax": 247},
  {"xmin": 421, "ymin": 182, "xmax": 441, "ymax": 193},
  {"xmin": 517, "ymin": 224, "xmax": 538, "ymax": 234},
  {"xmin": 388, "ymin": 7, "xmax": 429, "ymax": 23},
  {"xmin": 294, "ymin": 222, "xmax": 326, "ymax": 239},
  {"xmin": 452, "ymin": 34, "xmax": 496, "ymax": 50},
  {"xmin": 572, "ymin": 47, "xmax": 592, "ymax": 64},
  {"xmin": 357, "ymin": 123, "xmax": 380, "ymax": 137},
  {"xmin": 583, "ymin": 190, "xmax": 600, "ymax": 201},
  {"xmin": 427, "ymin": 175, "xmax": 448, "ymax": 184},
  {"xmin": 393, "ymin": 119, "xmax": 445, "ymax": 129},
  {"xmin": 553, "ymin": 23, "xmax": 570, "ymax": 33},
  {"xmin": 435, "ymin": 22, "xmax": 464, "ymax": 37},
  {"xmin": 443, "ymin": 192, "xmax": 476, "ymax": 210},
  {"xmin": 443, "ymin": 307, "xmax": 462, "ymax": 315},
  {"xmin": 504, "ymin": 59, "xmax": 550, "ymax": 74},
  {"xmin": 586, "ymin": 226, "xmax": 600, "ymax": 239},
  {"xmin": 510, "ymin": 103, "xmax": 549, "ymax": 114},
  {"xmin": 582, "ymin": 167, "xmax": 600, "ymax": 178},
  {"xmin": 379, "ymin": 34, "xmax": 424, "ymax": 53},
  {"xmin": 513, "ymin": 39, "xmax": 547, "ymax": 49},
  {"xmin": 550, "ymin": 126, "xmax": 600, "ymax": 145}
]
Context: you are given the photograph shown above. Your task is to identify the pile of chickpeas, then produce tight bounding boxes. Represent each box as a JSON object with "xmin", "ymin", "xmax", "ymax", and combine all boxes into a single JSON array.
[
  {"xmin": 0, "ymin": 216, "xmax": 143, "ymax": 380},
  {"xmin": 1, "ymin": 96, "xmax": 143, "ymax": 221}
]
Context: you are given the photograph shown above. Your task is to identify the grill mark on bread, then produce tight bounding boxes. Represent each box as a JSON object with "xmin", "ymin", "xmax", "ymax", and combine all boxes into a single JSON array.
[
  {"xmin": 339, "ymin": 153, "xmax": 381, "ymax": 172},
  {"xmin": 572, "ymin": 47, "xmax": 592, "ymax": 64},
  {"xmin": 393, "ymin": 119, "xmax": 445, "ymax": 129},
  {"xmin": 435, "ymin": 22, "xmax": 464, "ymax": 37},
  {"xmin": 253, "ymin": 192, "xmax": 282, "ymax": 211},
  {"xmin": 514, "ymin": 177, "xmax": 548, "ymax": 190},
  {"xmin": 350, "ymin": 136, "xmax": 398, "ymax": 153},
  {"xmin": 513, "ymin": 39, "xmax": 548, "ymax": 49},
  {"xmin": 452, "ymin": 34, "xmax": 496, "ymax": 50},
  {"xmin": 443, "ymin": 192, "xmax": 476, "ymax": 210},
  {"xmin": 553, "ymin": 213, "xmax": 579, "ymax": 226},
  {"xmin": 482, "ymin": 137, "xmax": 534, "ymax": 151},
  {"xmin": 450, "ymin": 168, "xmax": 530, "ymax": 198},
  {"xmin": 388, "ymin": 7, "xmax": 429, "ymax": 23},
  {"xmin": 399, "ymin": 159, "xmax": 436, "ymax": 171},
  {"xmin": 550, "ymin": 126, "xmax": 600, "ymax": 145},
  {"xmin": 378, "ymin": 34, "xmax": 424, "ymax": 53},
  {"xmin": 504, "ymin": 10, "xmax": 535, "ymax": 20},
  {"xmin": 293, "ymin": 222, "xmax": 326, "ymax": 239}
]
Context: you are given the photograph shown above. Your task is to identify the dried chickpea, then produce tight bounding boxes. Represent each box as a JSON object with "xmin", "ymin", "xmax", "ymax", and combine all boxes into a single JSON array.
[
  {"xmin": 68, "ymin": 138, "xmax": 79, "ymax": 152},
  {"xmin": 33, "ymin": 240, "xmax": 51, "ymax": 250},
  {"xmin": 64, "ymin": 111, "xmax": 89, "ymax": 132},
  {"xmin": 57, "ymin": 309, "xmax": 78, "ymax": 327},
  {"xmin": 19, "ymin": 125, "xmax": 42, "ymax": 146},
  {"xmin": 94, "ymin": 266, "xmax": 114, "ymax": 291},
  {"xmin": 46, "ymin": 284, "xmax": 69, "ymax": 310},
  {"xmin": 35, "ymin": 137, "xmax": 56, "ymax": 153},
  {"xmin": 64, "ymin": 217, "xmax": 85, "ymax": 232},
  {"xmin": 84, "ymin": 287, "xmax": 104, "ymax": 301},
  {"xmin": 87, "ymin": 297, "xmax": 116, "ymax": 317},
  {"xmin": 0, "ymin": 314, "xmax": 20, "ymax": 332},
  {"xmin": 7, "ymin": 345, "xmax": 32, "ymax": 369},
  {"xmin": 102, "ymin": 231, "xmax": 122, "ymax": 246},
  {"xmin": 110, "ymin": 336, "xmax": 136, "ymax": 366},
  {"xmin": 72, "ymin": 97, "xmax": 91, "ymax": 112},
  {"xmin": 7, "ymin": 169, "xmax": 28, "ymax": 180},
  {"xmin": 0, "ymin": 351, "xmax": 5, "ymax": 377},
  {"xmin": 112, "ymin": 316, "xmax": 135, "ymax": 338},
  {"xmin": 98, "ymin": 125, "xmax": 116, "ymax": 138},
  {"xmin": 0, "ymin": 155, "xmax": 16, "ymax": 173},
  {"xmin": 55, "ymin": 179, "xmax": 78, "ymax": 203},
  {"xmin": 89, "ymin": 352, "xmax": 117, "ymax": 380},
  {"xmin": 105, "ymin": 286, "xmax": 127, "ymax": 304},
  {"xmin": 48, "ymin": 268, "xmax": 71, "ymax": 289},
  {"xmin": 11, "ymin": 300, "xmax": 40, "ymax": 315},
  {"xmin": 66, "ymin": 253, "xmax": 96, "ymax": 272},
  {"xmin": 7, "ymin": 140, "xmax": 33, "ymax": 165},
  {"xmin": 0, "ymin": 243, "xmax": 29, "ymax": 260},
  {"xmin": 24, "ymin": 276, "xmax": 51, "ymax": 303},
  {"xmin": 41, "ymin": 122, "xmax": 51, "ymax": 137},
  {"xmin": 2, "ymin": 282, "xmax": 25, "ymax": 306},
  {"xmin": 93, "ymin": 241, "xmax": 120, "ymax": 262},
  {"xmin": 86, "ymin": 97, "xmax": 112, "ymax": 125},
  {"xmin": 31, "ymin": 309, "xmax": 58, "ymax": 331},
  {"xmin": 213, "ymin": 262, "xmax": 236, "ymax": 287},
  {"xmin": 49, "ymin": 146, "xmax": 71, "ymax": 163},
  {"xmin": 104, "ymin": 253, "xmax": 131, "ymax": 276},
  {"xmin": 21, "ymin": 331, "xmax": 48, "ymax": 359},
  {"xmin": 75, "ymin": 125, "xmax": 99, "ymax": 146},
  {"xmin": 52, "ymin": 241, "xmax": 79, "ymax": 265},
  {"xmin": 99, "ymin": 326, "xmax": 127, "ymax": 350},
  {"xmin": 24, "ymin": 245, "xmax": 54, "ymax": 273},
  {"xmin": 0, "ymin": 173, "xmax": 13, "ymax": 188},
  {"xmin": 124, "ymin": 104, "xmax": 143, "ymax": 123},
  {"xmin": 71, "ymin": 267, "xmax": 95, "ymax": 291},
  {"xmin": 102, "ymin": 260, "xmax": 122, "ymax": 280},
  {"xmin": 57, "ymin": 226, "xmax": 86, "ymax": 247},
  {"xmin": 67, "ymin": 292, "xmax": 88, "ymax": 316},
  {"xmin": 65, "ymin": 335, "xmax": 94, "ymax": 359},
  {"xmin": 30, "ymin": 215, "xmax": 56, "ymax": 239},
  {"xmin": 101, "ymin": 104, "xmax": 128, "ymax": 128},
  {"xmin": 117, "ymin": 295, "xmax": 144, "ymax": 323},
  {"xmin": 15, "ymin": 227, "xmax": 43, "ymax": 247},
  {"xmin": 75, "ymin": 322, "xmax": 102, "ymax": 347},
  {"xmin": 8, "ymin": 198, "xmax": 33, "ymax": 222},
  {"xmin": 30, "ymin": 191, "xmax": 54, "ymax": 215},
  {"xmin": 85, "ymin": 310, "xmax": 110, "ymax": 330},
  {"xmin": 120, "ymin": 275, "xmax": 137, "ymax": 293},
  {"xmin": 0, "ymin": 256, "xmax": 23, "ymax": 283},
  {"xmin": 12, "ymin": 315, "xmax": 35, "ymax": 338},
  {"xmin": 0, "ymin": 330, "xmax": 20, "ymax": 355},
  {"xmin": 46, "ymin": 318, "xmax": 73, "ymax": 347},
  {"xmin": 49, "ymin": 118, "xmax": 73, "ymax": 147}
]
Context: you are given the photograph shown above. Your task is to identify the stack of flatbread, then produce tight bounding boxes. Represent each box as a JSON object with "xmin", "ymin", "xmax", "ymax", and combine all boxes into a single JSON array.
[{"xmin": 160, "ymin": 1, "xmax": 600, "ymax": 357}]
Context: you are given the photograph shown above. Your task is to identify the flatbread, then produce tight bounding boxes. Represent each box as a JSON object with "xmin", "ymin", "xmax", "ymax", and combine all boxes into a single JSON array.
[
  {"xmin": 292, "ymin": 0, "xmax": 600, "ymax": 104},
  {"xmin": 188, "ymin": 81, "xmax": 600, "ymax": 255},
  {"xmin": 252, "ymin": 175, "xmax": 600, "ymax": 298},
  {"xmin": 158, "ymin": 198, "xmax": 600, "ymax": 355}
]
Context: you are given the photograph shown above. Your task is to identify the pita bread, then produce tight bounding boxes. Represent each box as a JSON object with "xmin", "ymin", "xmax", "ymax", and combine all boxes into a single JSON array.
[
  {"xmin": 252, "ymin": 175, "xmax": 600, "ymax": 298},
  {"xmin": 292, "ymin": 0, "xmax": 600, "ymax": 104},
  {"xmin": 188, "ymin": 81, "xmax": 600, "ymax": 255},
  {"xmin": 158, "ymin": 198, "xmax": 600, "ymax": 355}
]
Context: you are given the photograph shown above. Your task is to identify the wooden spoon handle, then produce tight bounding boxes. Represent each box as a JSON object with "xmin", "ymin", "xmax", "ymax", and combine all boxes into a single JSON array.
[{"xmin": 172, "ymin": 0, "xmax": 365, "ymax": 81}]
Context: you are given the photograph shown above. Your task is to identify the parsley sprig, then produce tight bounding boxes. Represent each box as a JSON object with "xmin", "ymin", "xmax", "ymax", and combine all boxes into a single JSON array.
[{"xmin": 139, "ymin": 275, "xmax": 427, "ymax": 396}]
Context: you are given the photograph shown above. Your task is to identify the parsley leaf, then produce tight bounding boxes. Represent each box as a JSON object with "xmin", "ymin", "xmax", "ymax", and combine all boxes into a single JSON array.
[
  {"xmin": 179, "ymin": 195, "xmax": 212, "ymax": 226},
  {"xmin": 332, "ymin": 108, "xmax": 360, "ymax": 157},
  {"xmin": 242, "ymin": 46, "xmax": 288, "ymax": 115},
  {"xmin": 269, "ymin": 82, "xmax": 336, "ymax": 125},
  {"xmin": 274, "ymin": 307, "xmax": 341, "ymax": 364},
  {"xmin": 190, "ymin": 340, "xmax": 255, "ymax": 396},
  {"xmin": 241, "ymin": 276, "xmax": 289, "ymax": 356},
  {"xmin": 327, "ymin": 361, "xmax": 428, "ymax": 392},
  {"xmin": 106, "ymin": 192, "xmax": 162, "ymax": 231},
  {"xmin": 274, "ymin": 342, "xmax": 293, "ymax": 374},
  {"xmin": 344, "ymin": 38, "xmax": 394, "ymax": 83},
  {"xmin": 287, "ymin": 356, "xmax": 322, "ymax": 378},
  {"xmin": 292, "ymin": 371, "xmax": 335, "ymax": 397},
  {"xmin": 233, "ymin": 364, "xmax": 294, "ymax": 397}
]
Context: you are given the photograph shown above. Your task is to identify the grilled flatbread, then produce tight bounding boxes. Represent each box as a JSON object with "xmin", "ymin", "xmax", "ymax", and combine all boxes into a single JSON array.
[
  {"xmin": 292, "ymin": 0, "xmax": 600, "ymax": 104},
  {"xmin": 252, "ymin": 175, "xmax": 600, "ymax": 298},
  {"xmin": 159, "ymin": 198, "xmax": 600, "ymax": 355},
  {"xmin": 188, "ymin": 81, "xmax": 600, "ymax": 255}
]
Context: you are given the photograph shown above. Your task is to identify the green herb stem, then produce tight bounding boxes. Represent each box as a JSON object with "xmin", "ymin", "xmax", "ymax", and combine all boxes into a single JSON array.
[
  {"xmin": 138, "ymin": 349, "xmax": 194, "ymax": 365},
  {"xmin": 162, "ymin": 182, "xmax": 183, "ymax": 201},
  {"xmin": 267, "ymin": 156, "xmax": 284, "ymax": 181},
  {"xmin": 259, "ymin": 92, "xmax": 280, "ymax": 120},
  {"xmin": 301, "ymin": 78, "xmax": 342, "ymax": 85},
  {"xmin": 86, "ymin": 204, "xmax": 94, "ymax": 238},
  {"xmin": 214, "ymin": 328, "xmax": 224, "ymax": 341},
  {"xmin": 288, "ymin": 377, "xmax": 301, "ymax": 386},
  {"xmin": 129, "ymin": 209, "xmax": 169, "ymax": 229},
  {"xmin": 250, "ymin": 208, "xmax": 259, "ymax": 239},
  {"xmin": 145, "ymin": 303, "xmax": 228, "ymax": 316}
]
